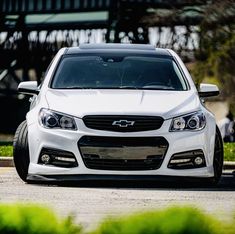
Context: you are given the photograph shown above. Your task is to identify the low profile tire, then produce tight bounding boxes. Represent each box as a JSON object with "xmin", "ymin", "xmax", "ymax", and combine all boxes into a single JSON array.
[
  {"xmin": 13, "ymin": 120, "xmax": 30, "ymax": 182},
  {"xmin": 213, "ymin": 126, "xmax": 224, "ymax": 183},
  {"xmin": 206, "ymin": 126, "xmax": 224, "ymax": 186}
]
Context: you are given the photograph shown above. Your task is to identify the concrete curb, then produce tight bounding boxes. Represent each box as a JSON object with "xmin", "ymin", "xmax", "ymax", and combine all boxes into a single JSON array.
[
  {"xmin": 0, "ymin": 156, "xmax": 235, "ymax": 170},
  {"xmin": 223, "ymin": 161, "xmax": 235, "ymax": 170},
  {"xmin": 0, "ymin": 157, "xmax": 14, "ymax": 167}
]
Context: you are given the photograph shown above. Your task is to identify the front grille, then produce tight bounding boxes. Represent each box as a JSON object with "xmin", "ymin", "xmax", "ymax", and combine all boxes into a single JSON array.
[
  {"xmin": 78, "ymin": 136, "xmax": 168, "ymax": 170},
  {"xmin": 83, "ymin": 115, "xmax": 164, "ymax": 132}
]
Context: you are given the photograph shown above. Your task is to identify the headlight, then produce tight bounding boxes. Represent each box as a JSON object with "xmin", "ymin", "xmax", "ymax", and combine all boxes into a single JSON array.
[
  {"xmin": 39, "ymin": 109, "xmax": 77, "ymax": 130},
  {"xmin": 170, "ymin": 111, "xmax": 206, "ymax": 131}
]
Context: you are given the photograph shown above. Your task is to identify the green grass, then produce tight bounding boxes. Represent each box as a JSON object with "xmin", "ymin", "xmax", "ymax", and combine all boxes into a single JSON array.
[
  {"xmin": 0, "ymin": 142, "xmax": 235, "ymax": 161},
  {"xmin": 224, "ymin": 143, "xmax": 235, "ymax": 161},
  {"xmin": 0, "ymin": 145, "xmax": 13, "ymax": 157}
]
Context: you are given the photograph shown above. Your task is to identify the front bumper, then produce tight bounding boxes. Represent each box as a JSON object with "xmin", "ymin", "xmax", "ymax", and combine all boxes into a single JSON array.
[{"xmin": 27, "ymin": 117, "xmax": 215, "ymax": 179}]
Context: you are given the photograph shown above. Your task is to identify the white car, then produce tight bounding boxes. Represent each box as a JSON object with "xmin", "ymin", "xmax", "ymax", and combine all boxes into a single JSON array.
[{"xmin": 13, "ymin": 44, "xmax": 223, "ymax": 184}]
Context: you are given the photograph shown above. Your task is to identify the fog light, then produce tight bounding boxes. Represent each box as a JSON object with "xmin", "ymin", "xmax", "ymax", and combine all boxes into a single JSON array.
[
  {"xmin": 170, "ymin": 158, "xmax": 191, "ymax": 164},
  {"xmin": 168, "ymin": 150, "xmax": 206, "ymax": 169},
  {"xmin": 54, "ymin": 156, "xmax": 76, "ymax": 162},
  {"xmin": 41, "ymin": 154, "xmax": 50, "ymax": 164},
  {"xmin": 38, "ymin": 148, "xmax": 78, "ymax": 168},
  {"xmin": 194, "ymin": 156, "xmax": 203, "ymax": 165}
]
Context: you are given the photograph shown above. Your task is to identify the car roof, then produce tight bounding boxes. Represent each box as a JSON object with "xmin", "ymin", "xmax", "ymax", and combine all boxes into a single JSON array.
[{"xmin": 65, "ymin": 44, "xmax": 171, "ymax": 57}]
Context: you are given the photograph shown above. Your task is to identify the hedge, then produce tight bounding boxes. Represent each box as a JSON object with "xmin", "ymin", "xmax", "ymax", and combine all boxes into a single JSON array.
[
  {"xmin": 0, "ymin": 204, "xmax": 81, "ymax": 234},
  {"xmin": 92, "ymin": 206, "xmax": 233, "ymax": 234},
  {"xmin": 0, "ymin": 204, "xmax": 234, "ymax": 234},
  {"xmin": 224, "ymin": 143, "xmax": 235, "ymax": 161}
]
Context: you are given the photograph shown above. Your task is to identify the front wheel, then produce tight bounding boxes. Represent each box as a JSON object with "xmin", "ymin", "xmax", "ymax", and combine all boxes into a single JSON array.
[
  {"xmin": 207, "ymin": 126, "xmax": 224, "ymax": 185},
  {"xmin": 213, "ymin": 126, "xmax": 224, "ymax": 183},
  {"xmin": 13, "ymin": 120, "xmax": 30, "ymax": 182}
]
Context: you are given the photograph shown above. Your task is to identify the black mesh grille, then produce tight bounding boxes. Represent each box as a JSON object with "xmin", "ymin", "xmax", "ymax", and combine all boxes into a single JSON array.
[
  {"xmin": 82, "ymin": 158, "xmax": 162, "ymax": 170},
  {"xmin": 83, "ymin": 115, "xmax": 164, "ymax": 132},
  {"xmin": 78, "ymin": 136, "xmax": 168, "ymax": 170}
]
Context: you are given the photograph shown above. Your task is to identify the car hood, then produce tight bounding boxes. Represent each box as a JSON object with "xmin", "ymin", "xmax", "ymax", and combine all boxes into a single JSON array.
[{"xmin": 45, "ymin": 89, "xmax": 200, "ymax": 119}]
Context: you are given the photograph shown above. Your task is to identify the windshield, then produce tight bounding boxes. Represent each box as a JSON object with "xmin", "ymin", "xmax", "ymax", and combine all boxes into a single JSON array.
[{"xmin": 51, "ymin": 55, "xmax": 188, "ymax": 90}]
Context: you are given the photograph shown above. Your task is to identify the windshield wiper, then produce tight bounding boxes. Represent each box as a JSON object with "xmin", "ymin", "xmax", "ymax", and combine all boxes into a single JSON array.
[
  {"xmin": 61, "ymin": 86, "xmax": 84, "ymax": 89},
  {"xmin": 142, "ymin": 85, "xmax": 175, "ymax": 90},
  {"xmin": 118, "ymin": 86, "xmax": 140, "ymax": 89}
]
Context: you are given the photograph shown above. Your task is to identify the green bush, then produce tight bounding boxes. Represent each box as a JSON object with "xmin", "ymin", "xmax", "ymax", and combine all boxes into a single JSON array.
[
  {"xmin": 0, "ymin": 204, "xmax": 81, "ymax": 234},
  {"xmin": 0, "ymin": 204, "xmax": 235, "ymax": 234},
  {"xmin": 0, "ymin": 145, "xmax": 13, "ymax": 157},
  {"xmin": 91, "ymin": 206, "xmax": 229, "ymax": 234},
  {"xmin": 224, "ymin": 143, "xmax": 235, "ymax": 161}
]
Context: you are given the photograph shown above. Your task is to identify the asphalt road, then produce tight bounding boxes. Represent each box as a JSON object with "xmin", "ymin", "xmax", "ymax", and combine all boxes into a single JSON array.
[{"xmin": 0, "ymin": 168, "xmax": 235, "ymax": 230}]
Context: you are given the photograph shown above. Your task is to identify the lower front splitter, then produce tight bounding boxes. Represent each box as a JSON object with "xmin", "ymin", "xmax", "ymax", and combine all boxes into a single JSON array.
[{"xmin": 27, "ymin": 173, "xmax": 213, "ymax": 184}]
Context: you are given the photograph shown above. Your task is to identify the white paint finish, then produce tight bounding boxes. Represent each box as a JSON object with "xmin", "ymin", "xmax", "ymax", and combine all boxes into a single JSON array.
[
  {"xmin": 200, "ymin": 83, "xmax": 219, "ymax": 93},
  {"xmin": 45, "ymin": 89, "xmax": 200, "ymax": 119},
  {"xmin": 18, "ymin": 45, "xmax": 219, "ymax": 180}
]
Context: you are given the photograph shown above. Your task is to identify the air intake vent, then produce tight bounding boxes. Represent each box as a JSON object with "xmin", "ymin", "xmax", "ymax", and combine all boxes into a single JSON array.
[
  {"xmin": 83, "ymin": 115, "xmax": 164, "ymax": 132},
  {"xmin": 78, "ymin": 136, "xmax": 168, "ymax": 170}
]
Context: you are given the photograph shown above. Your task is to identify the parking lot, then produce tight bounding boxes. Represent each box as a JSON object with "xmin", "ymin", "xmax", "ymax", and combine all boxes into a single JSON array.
[{"xmin": 0, "ymin": 168, "xmax": 235, "ymax": 229}]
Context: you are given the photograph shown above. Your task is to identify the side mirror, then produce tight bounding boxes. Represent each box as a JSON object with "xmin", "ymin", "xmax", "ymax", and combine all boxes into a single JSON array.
[
  {"xmin": 198, "ymin": 83, "xmax": 219, "ymax": 98},
  {"xmin": 18, "ymin": 81, "xmax": 39, "ymax": 95}
]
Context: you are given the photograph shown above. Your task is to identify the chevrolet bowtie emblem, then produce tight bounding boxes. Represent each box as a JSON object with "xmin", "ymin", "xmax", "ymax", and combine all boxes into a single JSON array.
[{"xmin": 112, "ymin": 120, "xmax": 135, "ymax": 127}]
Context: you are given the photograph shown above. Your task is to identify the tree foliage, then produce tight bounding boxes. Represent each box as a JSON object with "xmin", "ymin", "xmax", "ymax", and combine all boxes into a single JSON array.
[{"xmin": 193, "ymin": 0, "xmax": 235, "ymax": 110}]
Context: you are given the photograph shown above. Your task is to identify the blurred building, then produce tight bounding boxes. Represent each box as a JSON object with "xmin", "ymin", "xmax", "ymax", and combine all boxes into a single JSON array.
[{"xmin": 0, "ymin": 0, "xmax": 211, "ymax": 133}]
